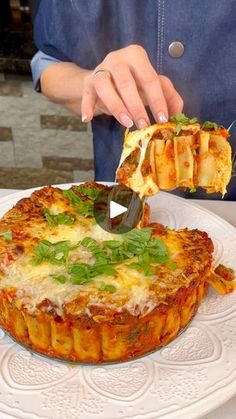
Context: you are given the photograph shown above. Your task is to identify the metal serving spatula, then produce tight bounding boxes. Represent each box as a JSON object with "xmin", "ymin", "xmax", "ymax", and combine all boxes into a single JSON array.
[{"xmin": 228, "ymin": 120, "xmax": 236, "ymax": 175}]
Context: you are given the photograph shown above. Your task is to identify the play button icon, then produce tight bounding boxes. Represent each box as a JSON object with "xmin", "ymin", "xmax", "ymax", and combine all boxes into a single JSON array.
[
  {"xmin": 94, "ymin": 184, "xmax": 143, "ymax": 234},
  {"xmin": 110, "ymin": 201, "xmax": 127, "ymax": 218}
]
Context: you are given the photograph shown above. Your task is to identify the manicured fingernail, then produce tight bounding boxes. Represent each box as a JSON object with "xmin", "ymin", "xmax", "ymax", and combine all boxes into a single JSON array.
[
  {"xmin": 157, "ymin": 112, "xmax": 168, "ymax": 123},
  {"xmin": 137, "ymin": 118, "xmax": 148, "ymax": 129},
  {"xmin": 81, "ymin": 114, "xmax": 88, "ymax": 123},
  {"xmin": 119, "ymin": 113, "xmax": 134, "ymax": 128}
]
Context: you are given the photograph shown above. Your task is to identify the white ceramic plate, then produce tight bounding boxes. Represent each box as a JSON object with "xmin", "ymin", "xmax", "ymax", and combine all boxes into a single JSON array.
[{"xmin": 0, "ymin": 184, "xmax": 236, "ymax": 419}]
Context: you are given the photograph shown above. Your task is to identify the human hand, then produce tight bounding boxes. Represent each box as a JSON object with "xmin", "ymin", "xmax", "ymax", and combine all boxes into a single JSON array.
[{"xmin": 81, "ymin": 44, "xmax": 183, "ymax": 129}]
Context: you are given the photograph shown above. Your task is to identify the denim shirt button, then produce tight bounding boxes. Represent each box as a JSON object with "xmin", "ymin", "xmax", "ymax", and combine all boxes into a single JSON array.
[{"xmin": 168, "ymin": 41, "xmax": 185, "ymax": 58}]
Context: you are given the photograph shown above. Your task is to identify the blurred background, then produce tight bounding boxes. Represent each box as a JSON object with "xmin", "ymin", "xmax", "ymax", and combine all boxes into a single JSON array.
[{"xmin": 0, "ymin": 0, "xmax": 94, "ymax": 189}]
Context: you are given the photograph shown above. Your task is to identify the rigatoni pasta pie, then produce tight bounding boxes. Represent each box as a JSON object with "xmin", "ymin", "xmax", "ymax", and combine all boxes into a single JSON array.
[
  {"xmin": 0, "ymin": 182, "xmax": 235, "ymax": 364},
  {"xmin": 116, "ymin": 115, "xmax": 232, "ymax": 197}
]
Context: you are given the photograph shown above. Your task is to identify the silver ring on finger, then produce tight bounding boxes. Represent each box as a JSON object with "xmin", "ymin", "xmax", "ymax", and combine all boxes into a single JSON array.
[{"xmin": 93, "ymin": 68, "xmax": 112, "ymax": 79}]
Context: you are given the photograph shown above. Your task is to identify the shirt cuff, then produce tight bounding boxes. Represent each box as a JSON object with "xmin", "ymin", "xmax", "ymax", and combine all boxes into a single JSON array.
[{"xmin": 31, "ymin": 51, "xmax": 61, "ymax": 91}]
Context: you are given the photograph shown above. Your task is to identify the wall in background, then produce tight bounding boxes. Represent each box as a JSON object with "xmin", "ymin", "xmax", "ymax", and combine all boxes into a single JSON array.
[{"xmin": 0, "ymin": 73, "xmax": 94, "ymax": 189}]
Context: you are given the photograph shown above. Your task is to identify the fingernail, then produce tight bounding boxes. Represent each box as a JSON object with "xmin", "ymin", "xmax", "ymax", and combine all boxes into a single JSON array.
[
  {"xmin": 81, "ymin": 114, "xmax": 88, "ymax": 123},
  {"xmin": 137, "ymin": 118, "xmax": 148, "ymax": 129},
  {"xmin": 119, "ymin": 113, "xmax": 134, "ymax": 128},
  {"xmin": 157, "ymin": 112, "xmax": 168, "ymax": 123}
]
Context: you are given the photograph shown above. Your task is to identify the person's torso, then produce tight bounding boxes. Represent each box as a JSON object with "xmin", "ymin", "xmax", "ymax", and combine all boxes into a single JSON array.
[{"xmin": 34, "ymin": 0, "xmax": 236, "ymax": 199}]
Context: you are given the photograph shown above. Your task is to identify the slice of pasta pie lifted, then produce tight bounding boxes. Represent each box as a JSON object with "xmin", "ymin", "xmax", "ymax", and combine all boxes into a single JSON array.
[
  {"xmin": 116, "ymin": 115, "xmax": 232, "ymax": 198},
  {"xmin": 0, "ymin": 182, "xmax": 235, "ymax": 363}
]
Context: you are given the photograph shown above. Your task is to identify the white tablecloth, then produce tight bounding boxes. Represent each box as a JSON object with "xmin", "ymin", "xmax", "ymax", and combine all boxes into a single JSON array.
[{"xmin": 0, "ymin": 189, "xmax": 235, "ymax": 419}]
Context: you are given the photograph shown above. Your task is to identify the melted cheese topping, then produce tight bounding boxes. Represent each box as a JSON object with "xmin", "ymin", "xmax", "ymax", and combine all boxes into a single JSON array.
[
  {"xmin": 0, "ymin": 185, "xmax": 213, "ymax": 318},
  {"xmin": 116, "ymin": 122, "xmax": 231, "ymax": 196},
  {"xmin": 117, "ymin": 127, "xmax": 159, "ymax": 197},
  {"xmin": 0, "ymin": 219, "xmax": 122, "ymax": 313}
]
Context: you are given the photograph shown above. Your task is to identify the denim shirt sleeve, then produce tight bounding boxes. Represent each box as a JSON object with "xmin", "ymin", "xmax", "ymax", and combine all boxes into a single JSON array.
[{"xmin": 30, "ymin": 50, "xmax": 61, "ymax": 91}]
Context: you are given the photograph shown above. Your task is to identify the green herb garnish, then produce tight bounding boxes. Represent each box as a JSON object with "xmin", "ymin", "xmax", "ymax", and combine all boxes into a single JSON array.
[
  {"xmin": 99, "ymin": 282, "xmax": 117, "ymax": 293},
  {"xmin": 189, "ymin": 188, "xmax": 197, "ymax": 193},
  {"xmin": 69, "ymin": 263, "xmax": 94, "ymax": 284},
  {"xmin": 103, "ymin": 240, "xmax": 122, "ymax": 249},
  {"xmin": 0, "ymin": 230, "xmax": 12, "ymax": 240},
  {"xmin": 81, "ymin": 237, "xmax": 109, "ymax": 265},
  {"xmin": 31, "ymin": 240, "xmax": 74, "ymax": 265},
  {"xmin": 175, "ymin": 122, "xmax": 182, "ymax": 135},
  {"xmin": 201, "ymin": 121, "xmax": 222, "ymax": 130},
  {"xmin": 170, "ymin": 113, "xmax": 198, "ymax": 124},
  {"xmin": 31, "ymin": 227, "xmax": 169, "ymax": 286},
  {"xmin": 170, "ymin": 113, "xmax": 198, "ymax": 135},
  {"xmin": 63, "ymin": 185, "xmax": 100, "ymax": 217},
  {"xmin": 44, "ymin": 209, "xmax": 75, "ymax": 226},
  {"xmin": 68, "ymin": 262, "xmax": 117, "ymax": 284},
  {"xmin": 44, "ymin": 209, "xmax": 57, "ymax": 226},
  {"xmin": 63, "ymin": 189, "xmax": 94, "ymax": 217},
  {"xmin": 77, "ymin": 185, "xmax": 101, "ymax": 201},
  {"xmin": 81, "ymin": 237, "xmax": 104, "ymax": 255},
  {"xmin": 168, "ymin": 262, "xmax": 178, "ymax": 271},
  {"xmin": 104, "ymin": 228, "xmax": 168, "ymax": 274},
  {"xmin": 129, "ymin": 261, "xmax": 156, "ymax": 276},
  {"xmin": 56, "ymin": 213, "xmax": 75, "ymax": 224},
  {"xmin": 51, "ymin": 274, "xmax": 67, "ymax": 284}
]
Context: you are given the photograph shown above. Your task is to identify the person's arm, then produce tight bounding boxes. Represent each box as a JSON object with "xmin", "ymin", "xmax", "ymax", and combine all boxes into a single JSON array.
[
  {"xmin": 41, "ymin": 61, "xmax": 94, "ymax": 116},
  {"xmin": 31, "ymin": 50, "xmax": 108, "ymax": 117},
  {"xmin": 31, "ymin": 50, "xmax": 61, "ymax": 91},
  {"xmin": 34, "ymin": 45, "xmax": 184, "ymax": 129}
]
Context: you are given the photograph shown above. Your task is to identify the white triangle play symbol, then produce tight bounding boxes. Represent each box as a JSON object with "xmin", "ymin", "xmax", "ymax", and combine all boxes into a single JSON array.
[{"xmin": 110, "ymin": 200, "xmax": 128, "ymax": 219}]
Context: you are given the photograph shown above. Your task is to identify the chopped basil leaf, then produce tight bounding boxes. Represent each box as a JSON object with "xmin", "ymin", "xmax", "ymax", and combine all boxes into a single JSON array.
[
  {"xmin": 63, "ymin": 189, "xmax": 94, "ymax": 217},
  {"xmin": 81, "ymin": 237, "xmax": 103, "ymax": 254},
  {"xmin": 44, "ymin": 209, "xmax": 57, "ymax": 226},
  {"xmin": 44, "ymin": 209, "xmax": 75, "ymax": 227},
  {"xmin": 32, "ymin": 226, "xmax": 169, "ymax": 285},
  {"xmin": 51, "ymin": 274, "xmax": 67, "ymax": 284},
  {"xmin": 189, "ymin": 188, "xmax": 197, "ymax": 193},
  {"xmin": 190, "ymin": 117, "xmax": 198, "ymax": 123},
  {"xmin": 175, "ymin": 122, "xmax": 182, "ymax": 135},
  {"xmin": 0, "ymin": 230, "xmax": 12, "ymax": 240},
  {"xmin": 31, "ymin": 240, "xmax": 74, "ymax": 265},
  {"xmin": 129, "ymin": 261, "xmax": 156, "ymax": 275},
  {"xmin": 168, "ymin": 262, "xmax": 178, "ymax": 271},
  {"xmin": 71, "ymin": 275, "xmax": 92, "ymax": 285},
  {"xmin": 63, "ymin": 189, "xmax": 82, "ymax": 206},
  {"xmin": 103, "ymin": 240, "xmax": 122, "ymax": 249},
  {"xmin": 76, "ymin": 185, "xmax": 100, "ymax": 201},
  {"xmin": 81, "ymin": 237, "xmax": 109, "ymax": 265},
  {"xmin": 63, "ymin": 187, "xmax": 98, "ymax": 217},
  {"xmin": 55, "ymin": 213, "xmax": 74, "ymax": 225},
  {"xmin": 95, "ymin": 265, "xmax": 117, "ymax": 275},
  {"xmin": 68, "ymin": 262, "xmax": 91, "ymax": 277},
  {"xmin": 69, "ymin": 263, "xmax": 95, "ymax": 284},
  {"xmin": 201, "ymin": 121, "xmax": 221, "ymax": 130},
  {"xmin": 124, "ymin": 227, "xmax": 152, "ymax": 244},
  {"xmin": 171, "ymin": 113, "xmax": 198, "ymax": 124},
  {"xmin": 171, "ymin": 114, "xmax": 198, "ymax": 135},
  {"xmin": 68, "ymin": 262, "xmax": 117, "ymax": 284},
  {"xmin": 99, "ymin": 282, "xmax": 117, "ymax": 293}
]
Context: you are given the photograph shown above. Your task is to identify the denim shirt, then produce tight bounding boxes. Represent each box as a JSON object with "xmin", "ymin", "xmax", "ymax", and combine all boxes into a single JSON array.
[{"xmin": 32, "ymin": 0, "xmax": 236, "ymax": 199}]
